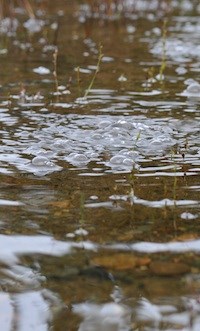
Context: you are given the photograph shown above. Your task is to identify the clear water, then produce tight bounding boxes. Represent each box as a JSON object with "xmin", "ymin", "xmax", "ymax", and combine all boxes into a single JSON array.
[{"xmin": 0, "ymin": 1, "xmax": 199, "ymax": 330}]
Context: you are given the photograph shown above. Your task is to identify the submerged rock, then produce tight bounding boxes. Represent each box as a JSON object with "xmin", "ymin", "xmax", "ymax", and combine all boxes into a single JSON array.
[{"xmin": 149, "ymin": 261, "xmax": 190, "ymax": 276}]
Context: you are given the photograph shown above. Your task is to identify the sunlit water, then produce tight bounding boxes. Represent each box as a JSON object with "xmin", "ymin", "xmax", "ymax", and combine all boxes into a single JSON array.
[{"xmin": 0, "ymin": 0, "xmax": 200, "ymax": 330}]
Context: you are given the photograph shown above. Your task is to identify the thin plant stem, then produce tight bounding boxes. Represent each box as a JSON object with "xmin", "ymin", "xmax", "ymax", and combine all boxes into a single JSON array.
[
  {"xmin": 53, "ymin": 47, "xmax": 59, "ymax": 102},
  {"xmin": 21, "ymin": 0, "xmax": 35, "ymax": 18},
  {"xmin": 84, "ymin": 44, "xmax": 103, "ymax": 98},
  {"xmin": 171, "ymin": 150, "xmax": 178, "ymax": 232},
  {"xmin": 79, "ymin": 193, "xmax": 85, "ymax": 228},
  {"xmin": 76, "ymin": 66, "xmax": 81, "ymax": 97},
  {"xmin": 133, "ymin": 130, "xmax": 141, "ymax": 150}
]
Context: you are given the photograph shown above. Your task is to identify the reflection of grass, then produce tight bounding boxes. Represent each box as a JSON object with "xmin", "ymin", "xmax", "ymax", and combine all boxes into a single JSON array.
[
  {"xmin": 76, "ymin": 66, "xmax": 81, "ymax": 97},
  {"xmin": 170, "ymin": 149, "xmax": 179, "ymax": 232},
  {"xmin": 79, "ymin": 192, "xmax": 85, "ymax": 228},
  {"xmin": 1, "ymin": 0, "xmax": 198, "ymax": 20},
  {"xmin": 53, "ymin": 48, "xmax": 59, "ymax": 101},
  {"xmin": 0, "ymin": 0, "xmax": 35, "ymax": 18},
  {"xmin": 74, "ymin": 44, "xmax": 103, "ymax": 100},
  {"xmin": 86, "ymin": 0, "xmax": 173, "ymax": 15}
]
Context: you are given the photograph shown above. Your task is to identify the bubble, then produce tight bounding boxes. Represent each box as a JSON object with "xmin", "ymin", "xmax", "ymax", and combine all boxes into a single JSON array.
[
  {"xmin": 32, "ymin": 156, "xmax": 50, "ymax": 166},
  {"xmin": 0, "ymin": 18, "xmax": 18, "ymax": 36},
  {"xmin": 152, "ymin": 27, "xmax": 161, "ymax": 36},
  {"xmin": 133, "ymin": 122, "xmax": 149, "ymax": 130},
  {"xmin": 52, "ymin": 139, "xmax": 69, "ymax": 150},
  {"xmin": 186, "ymin": 83, "xmax": 200, "ymax": 94},
  {"xmin": 110, "ymin": 127, "xmax": 122, "ymax": 137},
  {"xmin": 122, "ymin": 158, "xmax": 134, "ymax": 166},
  {"xmin": 127, "ymin": 25, "xmax": 136, "ymax": 34},
  {"xmin": 24, "ymin": 18, "xmax": 44, "ymax": 33},
  {"xmin": 110, "ymin": 155, "xmax": 125, "ymax": 165},
  {"xmin": 185, "ymin": 79, "xmax": 195, "ymax": 86},
  {"xmin": 36, "ymin": 150, "xmax": 55, "ymax": 158},
  {"xmin": 125, "ymin": 151, "xmax": 139, "ymax": 159},
  {"xmin": 180, "ymin": 81, "xmax": 200, "ymax": 98},
  {"xmin": 176, "ymin": 66, "xmax": 187, "ymax": 75},
  {"xmin": 98, "ymin": 120, "xmax": 111, "ymax": 129},
  {"xmin": 91, "ymin": 133, "xmax": 102, "ymax": 140},
  {"xmin": 67, "ymin": 153, "xmax": 89, "ymax": 165},
  {"xmin": 85, "ymin": 151, "xmax": 99, "ymax": 159},
  {"xmin": 116, "ymin": 120, "xmax": 133, "ymax": 130},
  {"xmin": 118, "ymin": 150, "xmax": 139, "ymax": 162}
]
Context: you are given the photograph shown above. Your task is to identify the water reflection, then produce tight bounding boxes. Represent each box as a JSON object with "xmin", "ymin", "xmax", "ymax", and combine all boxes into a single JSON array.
[
  {"xmin": 73, "ymin": 291, "xmax": 200, "ymax": 331},
  {"xmin": 0, "ymin": 0, "xmax": 200, "ymax": 330},
  {"xmin": 74, "ymin": 301, "xmax": 131, "ymax": 331},
  {"xmin": 73, "ymin": 286, "xmax": 131, "ymax": 331},
  {"xmin": 0, "ymin": 290, "xmax": 62, "ymax": 331}
]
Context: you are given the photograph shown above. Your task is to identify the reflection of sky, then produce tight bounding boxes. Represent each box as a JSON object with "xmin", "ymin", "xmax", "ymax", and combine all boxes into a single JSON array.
[
  {"xmin": 73, "ymin": 302, "xmax": 131, "ymax": 331},
  {"xmin": 3, "ymin": 234, "xmax": 200, "ymax": 268},
  {"xmin": 73, "ymin": 294, "xmax": 200, "ymax": 331},
  {"xmin": 0, "ymin": 290, "xmax": 60, "ymax": 331},
  {"xmin": 0, "ymin": 235, "xmax": 93, "ymax": 331},
  {"xmin": 2, "ymin": 233, "xmax": 200, "ymax": 330}
]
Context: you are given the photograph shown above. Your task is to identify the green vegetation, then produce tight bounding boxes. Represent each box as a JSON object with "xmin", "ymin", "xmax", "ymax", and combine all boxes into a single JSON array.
[{"xmin": 84, "ymin": 44, "xmax": 103, "ymax": 98}]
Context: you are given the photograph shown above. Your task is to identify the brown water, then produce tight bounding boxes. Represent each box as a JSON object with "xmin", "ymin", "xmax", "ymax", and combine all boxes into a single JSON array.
[{"xmin": 0, "ymin": 1, "xmax": 200, "ymax": 330}]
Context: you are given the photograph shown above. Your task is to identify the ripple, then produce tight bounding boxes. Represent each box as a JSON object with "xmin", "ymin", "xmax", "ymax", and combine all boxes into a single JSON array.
[{"xmin": 0, "ymin": 290, "xmax": 62, "ymax": 331}]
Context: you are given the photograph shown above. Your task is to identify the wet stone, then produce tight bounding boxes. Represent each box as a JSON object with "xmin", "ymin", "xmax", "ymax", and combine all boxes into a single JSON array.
[
  {"xmin": 149, "ymin": 261, "xmax": 191, "ymax": 276},
  {"xmin": 46, "ymin": 267, "xmax": 79, "ymax": 281},
  {"xmin": 79, "ymin": 266, "xmax": 114, "ymax": 281}
]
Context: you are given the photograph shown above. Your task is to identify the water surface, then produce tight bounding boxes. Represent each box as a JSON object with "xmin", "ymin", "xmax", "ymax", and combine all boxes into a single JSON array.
[{"xmin": 0, "ymin": 1, "xmax": 200, "ymax": 330}]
